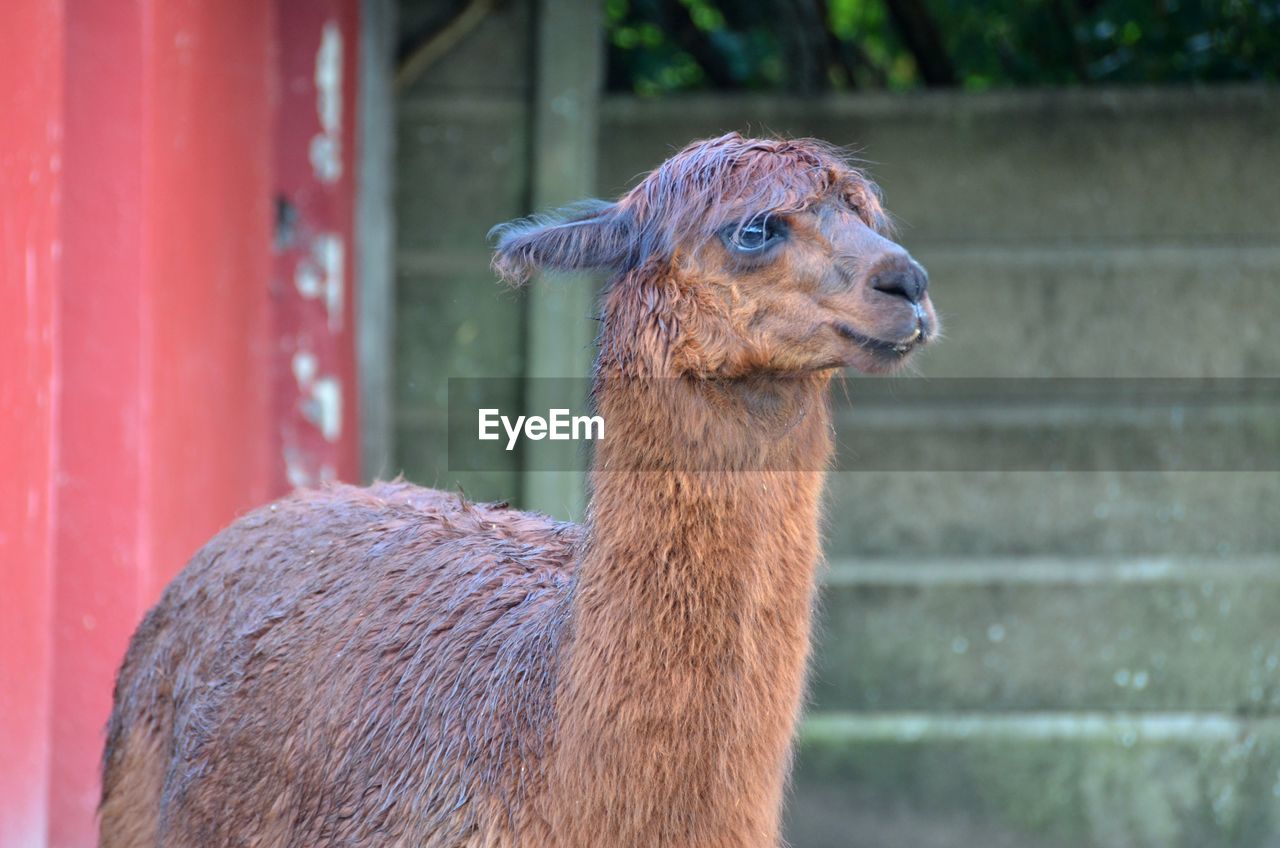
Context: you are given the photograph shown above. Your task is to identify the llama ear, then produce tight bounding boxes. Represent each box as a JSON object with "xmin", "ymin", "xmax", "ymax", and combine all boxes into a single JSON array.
[{"xmin": 490, "ymin": 200, "xmax": 632, "ymax": 286}]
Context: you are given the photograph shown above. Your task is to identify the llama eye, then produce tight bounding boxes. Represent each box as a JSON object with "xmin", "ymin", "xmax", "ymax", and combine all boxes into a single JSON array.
[{"xmin": 724, "ymin": 215, "xmax": 786, "ymax": 253}]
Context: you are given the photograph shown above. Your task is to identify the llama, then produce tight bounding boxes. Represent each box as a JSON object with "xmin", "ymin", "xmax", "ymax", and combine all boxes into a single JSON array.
[{"xmin": 100, "ymin": 133, "xmax": 935, "ymax": 847}]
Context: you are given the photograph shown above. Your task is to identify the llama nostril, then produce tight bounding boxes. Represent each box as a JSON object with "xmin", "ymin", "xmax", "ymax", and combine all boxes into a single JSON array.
[{"xmin": 870, "ymin": 263, "xmax": 928, "ymax": 304}]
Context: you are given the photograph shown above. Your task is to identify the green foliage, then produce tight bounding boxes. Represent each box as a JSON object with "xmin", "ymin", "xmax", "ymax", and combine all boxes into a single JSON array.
[{"xmin": 605, "ymin": 0, "xmax": 1280, "ymax": 94}]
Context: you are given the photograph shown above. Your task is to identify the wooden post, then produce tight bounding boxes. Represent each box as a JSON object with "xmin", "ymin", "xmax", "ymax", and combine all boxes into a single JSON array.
[
  {"xmin": 357, "ymin": 0, "xmax": 398, "ymax": 481},
  {"xmin": 522, "ymin": 0, "xmax": 604, "ymax": 519}
]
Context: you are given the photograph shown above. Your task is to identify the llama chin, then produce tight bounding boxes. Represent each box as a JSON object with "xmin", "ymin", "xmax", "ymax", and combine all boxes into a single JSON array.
[{"xmin": 100, "ymin": 133, "xmax": 934, "ymax": 848}]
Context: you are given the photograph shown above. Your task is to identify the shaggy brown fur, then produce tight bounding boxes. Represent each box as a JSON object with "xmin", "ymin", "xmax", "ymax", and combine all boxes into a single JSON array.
[{"xmin": 100, "ymin": 133, "xmax": 936, "ymax": 847}]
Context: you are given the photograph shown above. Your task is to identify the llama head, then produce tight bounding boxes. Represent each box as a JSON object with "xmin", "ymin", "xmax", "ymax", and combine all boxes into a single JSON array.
[{"xmin": 491, "ymin": 133, "xmax": 937, "ymax": 376}]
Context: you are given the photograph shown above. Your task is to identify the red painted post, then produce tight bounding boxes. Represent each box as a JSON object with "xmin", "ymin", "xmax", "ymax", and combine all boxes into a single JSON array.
[
  {"xmin": 53, "ymin": 5, "xmax": 158, "ymax": 836},
  {"xmin": 272, "ymin": 0, "xmax": 363, "ymax": 490},
  {"xmin": 0, "ymin": 3, "xmax": 64, "ymax": 846},
  {"xmin": 1, "ymin": 2, "xmax": 362, "ymax": 843},
  {"xmin": 52, "ymin": 2, "xmax": 277, "ymax": 843}
]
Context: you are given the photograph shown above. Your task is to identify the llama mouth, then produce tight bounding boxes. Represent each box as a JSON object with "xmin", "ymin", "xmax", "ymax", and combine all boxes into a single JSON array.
[{"xmin": 834, "ymin": 323, "xmax": 923, "ymax": 356}]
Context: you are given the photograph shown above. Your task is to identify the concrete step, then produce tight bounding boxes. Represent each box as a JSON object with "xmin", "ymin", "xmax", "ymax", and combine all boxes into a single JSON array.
[
  {"xmin": 822, "ymin": 470, "xmax": 1280, "ymax": 557},
  {"xmin": 830, "ymin": 388, "xmax": 1280, "ymax": 472},
  {"xmin": 787, "ymin": 711, "xmax": 1280, "ymax": 848},
  {"xmin": 811, "ymin": 557, "xmax": 1280, "ymax": 714}
]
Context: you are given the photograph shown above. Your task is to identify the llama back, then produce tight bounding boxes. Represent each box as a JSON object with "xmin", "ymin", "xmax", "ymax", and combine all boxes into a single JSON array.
[{"xmin": 101, "ymin": 482, "xmax": 578, "ymax": 847}]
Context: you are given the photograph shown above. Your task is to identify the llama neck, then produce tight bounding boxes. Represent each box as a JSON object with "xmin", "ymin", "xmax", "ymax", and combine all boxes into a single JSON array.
[{"xmin": 546, "ymin": 370, "xmax": 832, "ymax": 847}]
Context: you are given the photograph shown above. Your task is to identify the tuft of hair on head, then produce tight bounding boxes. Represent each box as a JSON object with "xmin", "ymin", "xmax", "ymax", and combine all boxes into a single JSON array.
[
  {"xmin": 608, "ymin": 132, "xmax": 888, "ymax": 265},
  {"xmin": 489, "ymin": 133, "xmax": 889, "ymax": 288},
  {"xmin": 489, "ymin": 200, "xmax": 634, "ymax": 287}
]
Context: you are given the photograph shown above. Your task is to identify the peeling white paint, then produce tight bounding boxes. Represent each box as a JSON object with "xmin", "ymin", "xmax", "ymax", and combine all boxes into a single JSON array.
[
  {"xmin": 295, "ymin": 261, "xmax": 321, "ymax": 299},
  {"xmin": 315, "ymin": 24, "xmax": 342, "ymax": 135},
  {"xmin": 283, "ymin": 447, "xmax": 313, "ymax": 489},
  {"xmin": 292, "ymin": 350, "xmax": 318, "ymax": 386},
  {"xmin": 291, "ymin": 349, "xmax": 343, "ymax": 444},
  {"xmin": 309, "ymin": 376, "xmax": 343, "ymax": 442},
  {"xmin": 292, "ymin": 234, "xmax": 344, "ymax": 331},
  {"xmin": 310, "ymin": 22, "xmax": 343, "ymax": 183},
  {"xmin": 310, "ymin": 134, "xmax": 341, "ymax": 185},
  {"xmin": 316, "ymin": 233, "xmax": 344, "ymax": 331}
]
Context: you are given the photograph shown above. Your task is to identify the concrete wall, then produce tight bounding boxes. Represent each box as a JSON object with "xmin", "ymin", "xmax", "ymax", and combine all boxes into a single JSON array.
[
  {"xmin": 395, "ymin": 36, "xmax": 1280, "ymax": 844},
  {"xmin": 395, "ymin": 0, "xmax": 533, "ymax": 500}
]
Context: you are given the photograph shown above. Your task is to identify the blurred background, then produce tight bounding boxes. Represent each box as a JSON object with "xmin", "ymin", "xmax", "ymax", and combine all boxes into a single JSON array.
[{"xmin": 3, "ymin": 1, "xmax": 1279, "ymax": 846}]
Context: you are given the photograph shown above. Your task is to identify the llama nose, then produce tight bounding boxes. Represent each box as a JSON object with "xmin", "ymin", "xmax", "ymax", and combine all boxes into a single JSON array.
[{"xmin": 870, "ymin": 261, "xmax": 928, "ymax": 304}]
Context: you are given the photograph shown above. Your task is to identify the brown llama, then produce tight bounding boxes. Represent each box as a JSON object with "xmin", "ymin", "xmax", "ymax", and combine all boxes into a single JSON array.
[{"xmin": 99, "ymin": 133, "xmax": 936, "ymax": 847}]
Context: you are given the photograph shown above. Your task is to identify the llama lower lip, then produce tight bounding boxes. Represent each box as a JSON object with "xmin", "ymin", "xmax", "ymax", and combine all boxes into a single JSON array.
[
  {"xmin": 834, "ymin": 323, "xmax": 917, "ymax": 356},
  {"xmin": 892, "ymin": 329, "xmax": 924, "ymax": 353}
]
